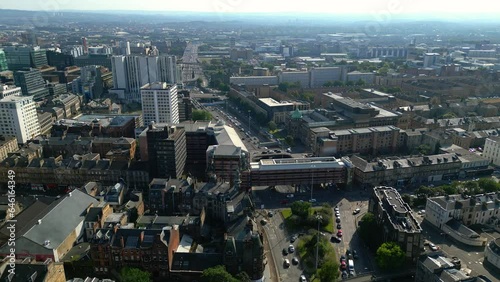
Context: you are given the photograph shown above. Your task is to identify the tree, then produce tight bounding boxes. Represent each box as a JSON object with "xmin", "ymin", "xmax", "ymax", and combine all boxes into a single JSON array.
[
  {"xmin": 416, "ymin": 144, "xmax": 432, "ymax": 155},
  {"xmin": 323, "ymin": 81, "xmax": 334, "ymax": 87},
  {"xmin": 333, "ymin": 80, "xmax": 344, "ymax": 87},
  {"xmin": 267, "ymin": 121, "xmax": 277, "ymax": 131},
  {"xmin": 235, "ymin": 271, "xmax": 251, "ymax": 282},
  {"xmin": 376, "ymin": 242, "xmax": 405, "ymax": 270},
  {"xmin": 345, "ymin": 80, "xmax": 354, "ymax": 86},
  {"xmin": 355, "ymin": 79, "xmax": 366, "ymax": 86},
  {"xmin": 291, "ymin": 201, "xmax": 311, "ymax": 218},
  {"xmin": 478, "ymin": 178, "xmax": 499, "ymax": 193},
  {"xmin": 120, "ymin": 267, "xmax": 151, "ymax": 282},
  {"xmin": 358, "ymin": 212, "xmax": 382, "ymax": 250},
  {"xmin": 285, "ymin": 135, "xmax": 295, "ymax": 146},
  {"xmin": 318, "ymin": 260, "xmax": 339, "ymax": 282},
  {"xmin": 401, "ymin": 194, "xmax": 413, "ymax": 206},
  {"xmin": 192, "ymin": 109, "xmax": 212, "ymax": 121},
  {"xmin": 201, "ymin": 265, "xmax": 238, "ymax": 282}
]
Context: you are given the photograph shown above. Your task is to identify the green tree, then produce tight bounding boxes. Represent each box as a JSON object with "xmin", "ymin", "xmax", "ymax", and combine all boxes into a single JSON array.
[
  {"xmin": 318, "ymin": 259, "xmax": 340, "ymax": 282},
  {"xmin": 478, "ymin": 178, "xmax": 499, "ymax": 193},
  {"xmin": 323, "ymin": 81, "xmax": 334, "ymax": 87},
  {"xmin": 355, "ymin": 79, "xmax": 366, "ymax": 86},
  {"xmin": 268, "ymin": 121, "xmax": 277, "ymax": 131},
  {"xmin": 416, "ymin": 144, "xmax": 432, "ymax": 155},
  {"xmin": 464, "ymin": 181, "xmax": 480, "ymax": 194},
  {"xmin": 235, "ymin": 271, "xmax": 251, "ymax": 282},
  {"xmin": 120, "ymin": 267, "xmax": 151, "ymax": 282},
  {"xmin": 345, "ymin": 80, "xmax": 355, "ymax": 86},
  {"xmin": 201, "ymin": 265, "xmax": 238, "ymax": 282},
  {"xmin": 376, "ymin": 242, "xmax": 405, "ymax": 270},
  {"xmin": 291, "ymin": 201, "xmax": 312, "ymax": 218},
  {"xmin": 285, "ymin": 135, "xmax": 295, "ymax": 146},
  {"xmin": 442, "ymin": 185, "xmax": 458, "ymax": 195},
  {"xmin": 192, "ymin": 109, "xmax": 213, "ymax": 121},
  {"xmin": 358, "ymin": 212, "xmax": 382, "ymax": 250},
  {"xmin": 333, "ymin": 80, "xmax": 344, "ymax": 87},
  {"xmin": 401, "ymin": 194, "xmax": 413, "ymax": 206}
]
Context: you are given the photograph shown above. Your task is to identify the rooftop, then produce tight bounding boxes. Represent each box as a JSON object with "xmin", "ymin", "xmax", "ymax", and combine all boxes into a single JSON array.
[
  {"xmin": 373, "ymin": 186, "xmax": 422, "ymax": 233},
  {"xmin": 251, "ymin": 157, "xmax": 346, "ymax": 171}
]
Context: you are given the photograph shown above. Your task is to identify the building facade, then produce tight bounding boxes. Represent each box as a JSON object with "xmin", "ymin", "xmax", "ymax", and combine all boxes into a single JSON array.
[
  {"xmin": 369, "ymin": 186, "xmax": 423, "ymax": 261},
  {"xmin": 146, "ymin": 123, "xmax": 187, "ymax": 179},
  {"xmin": 141, "ymin": 83, "xmax": 179, "ymax": 125},
  {"xmin": 482, "ymin": 137, "xmax": 500, "ymax": 166},
  {"xmin": 13, "ymin": 68, "xmax": 50, "ymax": 101},
  {"xmin": 0, "ymin": 95, "xmax": 41, "ymax": 144},
  {"xmin": 4, "ymin": 45, "xmax": 48, "ymax": 71},
  {"xmin": 484, "ymin": 238, "xmax": 500, "ymax": 271},
  {"xmin": 0, "ymin": 84, "xmax": 22, "ymax": 99},
  {"xmin": 111, "ymin": 55, "xmax": 179, "ymax": 101}
]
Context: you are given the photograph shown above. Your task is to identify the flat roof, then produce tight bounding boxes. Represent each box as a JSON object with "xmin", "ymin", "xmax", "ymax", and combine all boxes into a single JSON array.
[
  {"xmin": 251, "ymin": 157, "xmax": 345, "ymax": 171},
  {"xmin": 259, "ymin": 97, "xmax": 294, "ymax": 107}
]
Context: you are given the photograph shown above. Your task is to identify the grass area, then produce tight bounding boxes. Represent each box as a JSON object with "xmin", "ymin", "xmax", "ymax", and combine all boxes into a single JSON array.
[
  {"xmin": 281, "ymin": 208, "xmax": 292, "ymax": 219},
  {"xmin": 281, "ymin": 207, "xmax": 334, "ymax": 233}
]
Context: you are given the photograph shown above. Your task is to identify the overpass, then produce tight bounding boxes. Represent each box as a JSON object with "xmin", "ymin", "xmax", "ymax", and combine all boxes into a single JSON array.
[{"xmin": 242, "ymin": 156, "xmax": 353, "ymax": 188}]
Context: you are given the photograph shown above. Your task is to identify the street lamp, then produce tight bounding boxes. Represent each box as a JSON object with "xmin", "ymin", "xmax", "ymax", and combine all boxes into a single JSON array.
[
  {"xmin": 310, "ymin": 164, "xmax": 316, "ymax": 201},
  {"xmin": 315, "ymin": 214, "xmax": 322, "ymax": 270}
]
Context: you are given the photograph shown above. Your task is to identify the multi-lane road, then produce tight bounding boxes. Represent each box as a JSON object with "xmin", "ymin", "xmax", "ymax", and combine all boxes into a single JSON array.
[{"xmin": 180, "ymin": 42, "xmax": 205, "ymax": 84}]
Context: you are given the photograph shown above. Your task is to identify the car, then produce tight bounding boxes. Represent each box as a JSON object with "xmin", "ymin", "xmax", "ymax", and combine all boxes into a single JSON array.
[
  {"xmin": 337, "ymin": 230, "xmax": 343, "ymax": 237},
  {"xmin": 349, "ymin": 270, "xmax": 354, "ymax": 276},
  {"xmin": 284, "ymin": 259, "xmax": 290, "ymax": 268},
  {"xmin": 429, "ymin": 243, "xmax": 439, "ymax": 251},
  {"xmin": 334, "ymin": 207, "xmax": 339, "ymax": 212},
  {"xmin": 337, "ymin": 224, "xmax": 342, "ymax": 229},
  {"xmin": 346, "ymin": 250, "xmax": 352, "ymax": 259},
  {"xmin": 336, "ymin": 218, "xmax": 341, "ymax": 223},
  {"xmin": 292, "ymin": 257, "xmax": 299, "ymax": 265},
  {"xmin": 353, "ymin": 208, "xmax": 361, "ymax": 215},
  {"xmin": 335, "ymin": 211, "xmax": 340, "ymax": 217},
  {"xmin": 260, "ymin": 219, "xmax": 267, "ymax": 225},
  {"xmin": 282, "ymin": 248, "xmax": 288, "ymax": 256},
  {"xmin": 309, "ymin": 199, "xmax": 317, "ymax": 203},
  {"xmin": 287, "ymin": 194, "xmax": 294, "ymax": 198},
  {"xmin": 330, "ymin": 236, "xmax": 341, "ymax": 243},
  {"xmin": 340, "ymin": 255, "xmax": 346, "ymax": 262},
  {"xmin": 300, "ymin": 275, "xmax": 307, "ymax": 282},
  {"xmin": 353, "ymin": 250, "xmax": 359, "ymax": 259},
  {"xmin": 290, "ymin": 235, "xmax": 298, "ymax": 243},
  {"xmin": 267, "ymin": 211, "xmax": 274, "ymax": 217},
  {"xmin": 340, "ymin": 261, "xmax": 347, "ymax": 269},
  {"xmin": 288, "ymin": 245, "xmax": 295, "ymax": 253}
]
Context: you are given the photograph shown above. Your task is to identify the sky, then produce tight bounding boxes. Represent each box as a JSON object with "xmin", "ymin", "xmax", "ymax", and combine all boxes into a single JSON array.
[{"xmin": 2, "ymin": 0, "xmax": 500, "ymax": 16}]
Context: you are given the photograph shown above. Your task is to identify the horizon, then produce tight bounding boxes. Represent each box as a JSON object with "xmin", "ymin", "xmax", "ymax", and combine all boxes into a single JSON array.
[{"xmin": 2, "ymin": 0, "xmax": 500, "ymax": 17}]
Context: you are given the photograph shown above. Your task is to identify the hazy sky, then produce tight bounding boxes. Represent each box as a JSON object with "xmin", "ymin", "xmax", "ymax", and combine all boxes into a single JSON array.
[{"xmin": 2, "ymin": 0, "xmax": 500, "ymax": 15}]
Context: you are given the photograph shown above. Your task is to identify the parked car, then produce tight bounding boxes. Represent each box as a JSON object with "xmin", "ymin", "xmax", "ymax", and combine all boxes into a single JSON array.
[
  {"xmin": 429, "ymin": 243, "xmax": 439, "ymax": 251},
  {"xmin": 353, "ymin": 208, "xmax": 361, "ymax": 215},
  {"xmin": 334, "ymin": 206, "xmax": 339, "ymax": 212},
  {"xmin": 337, "ymin": 224, "xmax": 342, "ymax": 229},
  {"xmin": 292, "ymin": 257, "xmax": 299, "ymax": 265},
  {"xmin": 288, "ymin": 245, "xmax": 295, "ymax": 253},
  {"xmin": 282, "ymin": 248, "xmax": 288, "ymax": 256},
  {"xmin": 290, "ymin": 234, "xmax": 298, "ymax": 243},
  {"xmin": 337, "ymin": 230, "xmax": 343, "ymax": 237},
  {"xmin": 309, "ymin": 199, "xmax": 317, "ymax": 203},
  {"xmin": 336, "ymin": 218, "xmax": 341, "ymax": 223},
  {"xmin": 287, "ymin": 194, "xmax": 294, "ymax": 198},
  {"xmin": 284, "ymin": 259, "xmax": 290, "ymax": 268},
  {"xmin": 353, "ymin": 250, "xmax": 359, "ymax": 259},
  {"xmin": 260, "ymin": 219, "xmax": 267, "ymax": 225},
  {"xmin": 300, "ymin": 275, "xmax": 307, "ymax": 282}
]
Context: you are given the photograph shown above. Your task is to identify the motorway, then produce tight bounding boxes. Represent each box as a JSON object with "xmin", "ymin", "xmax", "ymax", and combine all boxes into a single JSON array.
[{"xmin": 180, "ymin": 42, "xmax": 205, "ymax": 84}]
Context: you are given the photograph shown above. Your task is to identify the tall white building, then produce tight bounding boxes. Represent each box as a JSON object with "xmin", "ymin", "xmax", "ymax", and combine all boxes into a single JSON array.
[
  {"xmin": 482, "ymin": 137, "xmax": 500, "ymax": 166},
  {"xmin": 0, "ymin": 95, "xmax": 40, "ymax": 143},
  {"xmin": 423, "ymin": 53, "xmax": 440, "ymax": 68},
  {"xmin": 141, "ymin": 82, "xmax": 179, "ymax": 125},
  {"xmin": 0, "ymin": 84, "xmax": 21, "ymax": 99},
  {"xmin": 111, "ymin": 55, "xmax": 179, "ymax": 101}
]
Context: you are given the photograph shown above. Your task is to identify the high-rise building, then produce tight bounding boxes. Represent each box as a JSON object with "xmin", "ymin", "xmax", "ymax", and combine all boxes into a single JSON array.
[
  {"xmin": 3, "ymin": 46, "xmax": 48, "ymax": 71},
  {"xmin": 145, "ymin": 123, "xmax": 186, "ymax": 179},
  {"xmin": 0, "ymin": 84, "xmax": 21, "ymax": 99},
  {"xmin": 82, "ymin": 37, "xmax": 88, "ymax": 54},
  {"xmin": 72, "ymin": 65, "xmax": 104, "ymax": 100},
  {"xmin": 46, "ymin": 50, "xmax": 75, "ymax": 70},
  {"xmin": 423, "ymin": 53, "xmax": 440, "ymax": 68},
  {"xmin": 111, "ymin": 55, "xmax": 179, "ymax": 101},
  {"xmin": 117, "ymin": 41, "xmax": 131, "ymax": 55},
  {"xmin": 141, "ymin": 82, "xmax": 179, "ymax": 125},
  {"xmin": 13, "ymin": 69, "xmax": 49, "ymax": 101},
  {"xmin": 0, "ymin": 95, "xmax": 41, "ymax": 143},
  {"xmin": 0, "ymin": 50, "xmax": 8, "ymax": 72}
]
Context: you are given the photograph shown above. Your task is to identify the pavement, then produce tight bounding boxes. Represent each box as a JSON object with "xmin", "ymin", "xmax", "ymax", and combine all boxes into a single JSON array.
[{"xmin": 420, "ymin": 219, "xmax": 500, "ymax": 279}]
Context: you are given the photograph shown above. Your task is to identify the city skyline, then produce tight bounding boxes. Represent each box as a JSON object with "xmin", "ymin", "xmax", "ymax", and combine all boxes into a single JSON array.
[{"xmin": 2, "ymin": 0, "xmax": 500, "ymax": 18}]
